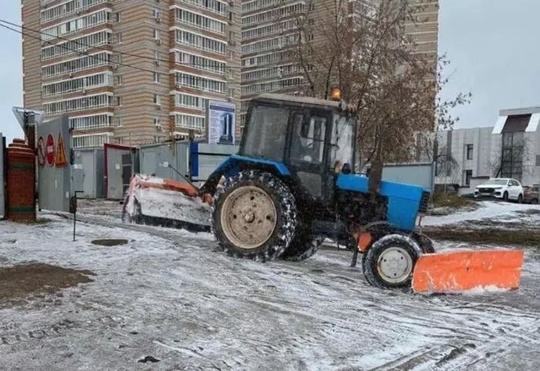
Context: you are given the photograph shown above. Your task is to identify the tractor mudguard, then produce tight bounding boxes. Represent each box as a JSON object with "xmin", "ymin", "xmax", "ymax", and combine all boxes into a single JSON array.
[
  {"xmin": 200, "ymin": 155, "xmax": 291, "ymax": 197},
  {"xmin": 354, "ymin": 221, "xmax": 424, "ymax": 255},
  {"xmin": 355, "ymin": 221, "xmax": 398, "ymax": 252}
]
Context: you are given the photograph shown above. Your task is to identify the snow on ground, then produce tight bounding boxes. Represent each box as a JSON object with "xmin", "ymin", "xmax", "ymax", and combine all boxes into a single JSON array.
[
  {"xmin": 423, "ymin": 200, "xmax": 540, "ymax": 227},
  {"xmin": 0, "ymin": 201, "xmax": 539, "ymax": 371}
]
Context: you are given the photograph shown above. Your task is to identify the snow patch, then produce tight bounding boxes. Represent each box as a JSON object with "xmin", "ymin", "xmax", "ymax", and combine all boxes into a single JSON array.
[
  {"xmin": 461, "ymin": 285, "xmax": 511, "ymax": 296},
  {"xmin": 423, "ymin": 201, "xmax": 538, "ymax": 226}
]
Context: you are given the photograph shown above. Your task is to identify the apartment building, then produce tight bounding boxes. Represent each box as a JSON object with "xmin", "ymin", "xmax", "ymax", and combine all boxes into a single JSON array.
[
  {"xmin": 239, "ymin": 0, "xmax": 439, "ymax": 129},
  {"xmin": 22, "ymin": 0, "xmax": 241, "ymax": 148},
  {"xmin": 239, "ymin": 0, "xmax": 305, "ymax": 127},
  {"xmin": 405, "ymin": 0, "xmax": 439, "ymax": 61}
]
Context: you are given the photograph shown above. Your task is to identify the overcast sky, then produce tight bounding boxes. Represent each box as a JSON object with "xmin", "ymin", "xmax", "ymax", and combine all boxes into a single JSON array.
[{"xmin": 1, "ymin": 0, "xmax": 540, "ymax": 143}]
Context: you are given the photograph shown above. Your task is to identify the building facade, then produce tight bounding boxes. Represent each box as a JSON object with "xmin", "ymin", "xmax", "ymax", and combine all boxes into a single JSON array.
[
  {"xmin": 22, "ymin": 0, "xmax": 241, "ymax": 148},
  {"xmin": 433, "ymin": 127, "xmax": 493, "ymax": 191},
  {"xmin": 21, "ymin": 0, "xmax": 438, "ymax": 148},
  {"xmin": 405, "ymin": 0, "xmax": 439, "ymax": 61},
  {"xmin": 239, "ymin": 0, "xmax": 439, "ymax": 130},
  {"xmin": 433, "ymin": 107, "xmax": 540, "ymax": 194},
  {"xmin": 240, "ymin": 0, "xmax": 306, "ymax": 127}
]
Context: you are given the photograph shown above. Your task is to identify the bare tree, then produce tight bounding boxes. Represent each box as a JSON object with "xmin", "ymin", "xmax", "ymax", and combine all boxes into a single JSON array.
[
  {"xmin": 489, "ymin": 134, "xmax": 534, "ymax": 181},
  {"xmin": 434, "ymin": 146, "xmax": 462, "ymax": 190},
  {"xmin": 287, "ymin": 0, "xmax": 471, "ymax": 197}
]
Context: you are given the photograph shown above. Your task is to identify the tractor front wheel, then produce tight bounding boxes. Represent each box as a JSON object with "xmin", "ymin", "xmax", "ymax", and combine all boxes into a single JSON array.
[
  {"xmin": 212, "ymin": 170, "xmax": 297, "ymax": 261},
  {"xmin": 362, "ymin": 234, "xmax": 421, "ymax": 289},
  {"xmin": 411, "ymin": 232, "xmax": 435, "ymax": 254}
]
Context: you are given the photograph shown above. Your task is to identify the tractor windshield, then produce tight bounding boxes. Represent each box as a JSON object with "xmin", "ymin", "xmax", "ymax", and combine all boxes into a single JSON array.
[
  {"xmin": 242, "ymin": 104, "xmax": 290, "ymax": 162},
  {"xmin": 330, "ymin": 114, "xmax": 355, "ymax": 173}
]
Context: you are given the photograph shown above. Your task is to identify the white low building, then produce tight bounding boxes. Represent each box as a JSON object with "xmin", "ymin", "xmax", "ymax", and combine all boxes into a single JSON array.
[{"xmin": 434, "ymin": 106, "xmax": 540, "ymax": 194}]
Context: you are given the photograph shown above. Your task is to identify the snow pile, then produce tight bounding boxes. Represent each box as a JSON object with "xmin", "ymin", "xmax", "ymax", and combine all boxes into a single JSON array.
[
  {"xmin": 135, "ymin": 187, "xmax": 211, "ymax": 226},
  {"xmin": 461, "ymin": 285, "xmax": 511, "ymax": 296}
]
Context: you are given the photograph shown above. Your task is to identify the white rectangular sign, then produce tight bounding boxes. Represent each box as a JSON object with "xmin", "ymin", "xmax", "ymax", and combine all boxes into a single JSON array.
[{"xmin": 207, "ymin": 100, "xmax": 236, "ymax": 145}]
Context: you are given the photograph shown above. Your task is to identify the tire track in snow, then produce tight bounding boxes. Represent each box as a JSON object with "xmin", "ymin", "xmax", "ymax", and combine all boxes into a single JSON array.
[
  {"xmin": 0, "ymin": 319, "xmax": 77, "ymax": 347},
  {"xmin": 40, "ymin": 210, "xmax": 540, "ymax": 370}
]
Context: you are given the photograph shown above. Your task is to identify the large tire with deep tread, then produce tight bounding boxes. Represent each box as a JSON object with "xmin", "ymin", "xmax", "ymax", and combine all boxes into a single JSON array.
[
  {"xmin": 362, "ymin": 234, "xmax": 421, "ymax": 289},
  {"xmin": 211, "ymin": 170, "xmax": 297, "ymax": 262},
  {"xmin": 282, "ymin": 232, "xmax": 323, "ymax": 262}
]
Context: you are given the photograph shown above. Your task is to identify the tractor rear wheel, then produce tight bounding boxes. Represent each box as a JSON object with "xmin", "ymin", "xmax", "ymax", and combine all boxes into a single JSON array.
[
  {"xmin": 282, "ymin": 229, "xmax": 323, "ymax": 262},
  {"xmin": 362, "ymin": 234, "xmax": 421, "ymax": 289},
  {"xmin": 212, "ymin": 170, "xmax": 297, "ymax": 261}
]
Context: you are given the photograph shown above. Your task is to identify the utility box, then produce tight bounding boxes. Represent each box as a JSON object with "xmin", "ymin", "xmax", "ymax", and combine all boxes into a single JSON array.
[{"xmin": 73, "ymin": 148, "xmax": 104, "ymax": 198}]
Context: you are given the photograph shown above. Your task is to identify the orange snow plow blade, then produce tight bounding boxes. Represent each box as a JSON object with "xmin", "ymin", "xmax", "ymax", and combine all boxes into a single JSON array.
[{"xmin": 412, "ymin": 250, "xmax": 525, "ymax": 294}]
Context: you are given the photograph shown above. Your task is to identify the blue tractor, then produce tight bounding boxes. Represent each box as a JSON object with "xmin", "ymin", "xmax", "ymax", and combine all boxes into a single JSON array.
[{"xmin": 198, "ymin": 92, "xmax": 433, "ymax": 289}]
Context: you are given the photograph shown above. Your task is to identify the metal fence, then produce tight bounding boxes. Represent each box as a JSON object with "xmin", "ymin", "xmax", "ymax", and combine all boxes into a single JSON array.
[
  {"xmin": 138, "ymin": 143, "xmax": 434, "ymax": 192},
  {"xmin": 139, "ymin": 141, "xmax": 238, "ymax": 186},
  {"xmin": 191, "ymin": 142, "xmax": 239, "ymax": 185},
  {"xmin": 381, "ymin": 162, "xmax": 435, "ymax": 192}
]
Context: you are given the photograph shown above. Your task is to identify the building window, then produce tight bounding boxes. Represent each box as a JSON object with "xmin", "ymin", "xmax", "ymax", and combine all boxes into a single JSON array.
[
  {"xmin": 463, "ymin": 170, "xmax": 472, "ymax": 186},
  {"xmin": 114, "ymin": 32, "xmax": 122, "ymax": 43},
  {"xmin": 500, "ymin": 132, "xmax": 524, "ymax": 181},
  {"xmin": 153, "ymin": 72, "xmax": 160, "ymax": 83},
  {"xmin": 154, "ymin": 117, "xmax": 162, "ymax": 131},
  {"xmin": 536, "ymin": 155, "xmax": 540, "ymax": 167},
  {"xmin": 114, "ymin": 12, "xmax": 121, "ymax": 22},
  {"xmin": 153, "ymin": 29, "xmax": 160, "ymax": 39},
  {"xmin": 154, "ymin": 94, "xmax": 161, "ymax": 105},
  {"xmin": 466, "ymin": 144, "xmax": 473, "ymax": 160}
]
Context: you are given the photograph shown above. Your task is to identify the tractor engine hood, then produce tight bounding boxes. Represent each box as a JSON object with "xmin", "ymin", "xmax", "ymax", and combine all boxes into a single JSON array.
[{"xmin": 336, "ymin": 174, "xmax": 428, "ymax": 232}]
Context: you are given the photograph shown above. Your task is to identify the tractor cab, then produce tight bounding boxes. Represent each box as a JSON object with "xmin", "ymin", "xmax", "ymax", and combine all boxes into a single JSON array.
[{"xmin": 239, "ymin": 91, "xmax": 357, "ymax": 205}]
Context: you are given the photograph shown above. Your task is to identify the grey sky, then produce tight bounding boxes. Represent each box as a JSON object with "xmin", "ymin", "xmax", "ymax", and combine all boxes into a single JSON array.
[{"xmin": 1, "ymin": 0, "xmax": 539, "ymax": 143}]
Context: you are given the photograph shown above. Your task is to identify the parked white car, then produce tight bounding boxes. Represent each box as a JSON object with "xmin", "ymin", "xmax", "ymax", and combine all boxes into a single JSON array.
[{"xmin": 474, "ymin": 178, "xmax": 524, "ymax": 202}]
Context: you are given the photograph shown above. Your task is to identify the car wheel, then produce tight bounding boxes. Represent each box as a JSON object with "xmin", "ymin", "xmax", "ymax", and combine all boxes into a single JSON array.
[
  {"xmin": 518, "ymin": 194, "xmax": 523, "ymax": 204},
  {"xmin": 503, "ymin": 191, "xmax": 509, "ymax": 202},
  {"xmin": 531, "ymin": 198, "xmax": 539, "ymax": 204}
]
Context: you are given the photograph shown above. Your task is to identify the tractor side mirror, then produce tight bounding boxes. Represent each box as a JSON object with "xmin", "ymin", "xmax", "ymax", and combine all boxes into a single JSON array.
[{"xmin": 341, "ymin": 163, "xmax": 352, "ymax": 174}]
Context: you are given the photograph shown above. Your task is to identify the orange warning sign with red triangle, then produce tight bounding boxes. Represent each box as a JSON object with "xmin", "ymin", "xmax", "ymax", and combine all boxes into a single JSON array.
[{"xmin": 55, "ymin": 132, "xmax": 67, "ymax": 167}]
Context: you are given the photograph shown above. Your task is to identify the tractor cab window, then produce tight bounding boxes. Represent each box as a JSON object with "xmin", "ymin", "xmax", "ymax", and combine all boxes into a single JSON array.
[
  {"xmin": 330, "ymin": 114, "xmax": 355, "ymax": 173},
  {"xmin": 290, "ymin": 114, "xmax": 327, "ymax": 164},
  {"xmin": 242, "ymin": 104, "xmax": 290, "ymax": 161}
]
